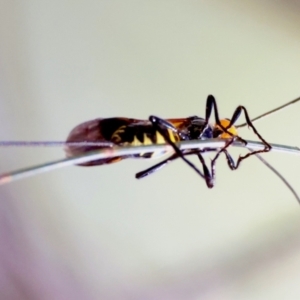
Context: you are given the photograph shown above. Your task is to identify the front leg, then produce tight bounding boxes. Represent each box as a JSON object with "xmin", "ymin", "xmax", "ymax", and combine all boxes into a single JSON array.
[
  {"xmin": 149, "ymin": 116, "xmax": 210, "ymax": 183},
  {"xmin": 227, "ymin": 106, "xmax": 271, "ymax": 169}
]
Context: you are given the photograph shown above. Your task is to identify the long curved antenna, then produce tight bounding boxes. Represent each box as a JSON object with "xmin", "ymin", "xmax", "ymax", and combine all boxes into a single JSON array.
[
  {"xmin": 236, "ymin": 95, "xmax": 300, "ymax": 128},
  {"xmin": 254, "ymin": 152, "xmax": 300, "ymax": 205}
]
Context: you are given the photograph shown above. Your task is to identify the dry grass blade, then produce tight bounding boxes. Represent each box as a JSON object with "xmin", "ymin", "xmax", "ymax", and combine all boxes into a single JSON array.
[{"xmin": 0, "ymin": 138, "xmax": 299, "ymax": 185}]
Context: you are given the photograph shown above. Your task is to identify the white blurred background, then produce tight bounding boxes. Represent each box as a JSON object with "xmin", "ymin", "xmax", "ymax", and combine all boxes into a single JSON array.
[{"xmin": 0, "ymin": 1, "xmax": 300, "ymax": 299}]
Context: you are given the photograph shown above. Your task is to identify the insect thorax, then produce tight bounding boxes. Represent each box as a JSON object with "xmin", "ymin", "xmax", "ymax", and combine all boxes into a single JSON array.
[{"xmin": 186, "ymin": 116, "xmax": 213, "ymax": 140}]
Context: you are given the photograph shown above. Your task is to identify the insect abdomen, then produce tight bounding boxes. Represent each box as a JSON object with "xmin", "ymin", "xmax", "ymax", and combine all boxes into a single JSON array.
[
  {"xmin": 65, "ymin": 117, "xmax": 180, "ymax": 165},
  {"xmin": 111, "ymin": 124, "xmax": 180, "ymax": 158},
  {"xmin": 65, "ymin": 118, "xmax": 137, "ymax": 166}
]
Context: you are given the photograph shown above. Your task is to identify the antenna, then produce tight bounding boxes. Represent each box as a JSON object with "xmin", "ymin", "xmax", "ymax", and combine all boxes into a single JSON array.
[{"xmin": 236, "ymin": 95, "xmax": 300, "ymax": 128}]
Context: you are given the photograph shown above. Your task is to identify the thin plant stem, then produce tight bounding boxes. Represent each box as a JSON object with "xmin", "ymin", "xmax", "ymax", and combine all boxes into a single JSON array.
[
  {"xmin": 0, "ymin": 141, "xmax": 113, "ymax": 147},
  {"xmin": 0, "ymin": 138, "xmax": 299, "ymax": 185}
]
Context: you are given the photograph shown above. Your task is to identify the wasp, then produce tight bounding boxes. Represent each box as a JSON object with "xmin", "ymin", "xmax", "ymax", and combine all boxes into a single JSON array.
[{"xmin": 65, "ymin": 95, "xmax": 271, "ymax": 188}]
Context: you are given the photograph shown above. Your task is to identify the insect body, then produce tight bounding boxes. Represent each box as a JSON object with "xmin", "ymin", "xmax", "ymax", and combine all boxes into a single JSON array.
[
  {"xmin": 65, "ymin": 117, "xmax": 207, "ymax": 164},
  {"xmin": 65, "ymin": 95, "xmax": 271, "ymax": 188},
  {"xmin": 0, "ymin": 93, "xmax": 299, "ymax": 203}
]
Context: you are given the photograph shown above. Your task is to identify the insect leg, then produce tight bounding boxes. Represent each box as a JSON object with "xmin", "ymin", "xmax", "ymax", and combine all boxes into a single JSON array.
[
  {"xmin": 227, "ymin": 106, "xmax": 272, "ymax": 169},
  {"xmin": 136, "ymin": 148, "xmax": 215, "ymax": 187},
  {"xmin": 206, "ymin": 95, "xmax": 247, "ymax": 145},
  {"xmin": 196, "ymin": 138, "xmax": 247, "ymax": 186},
  {"xmin": 207, "ymin": 95, "xmax": 272, "ymax": 168},
  {"xmin": 135, "ymin": 152, "xmax": 178, "ymax": 179},
  {"xmin": 149, "ymin": 116, "xmax": 213, "ymax": 186},
  {"xmin": 202, "ymin": 95, "xmax": 247, "ymax": 174},
  {"xmin": 195, "ymin": 152, "xmax": 214, "ymax": 188}
]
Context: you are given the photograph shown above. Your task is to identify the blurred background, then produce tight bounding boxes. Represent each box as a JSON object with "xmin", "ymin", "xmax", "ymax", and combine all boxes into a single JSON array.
[{"xmin": 1, "ymin": 1, "xmax": 300, "ymax": 299}]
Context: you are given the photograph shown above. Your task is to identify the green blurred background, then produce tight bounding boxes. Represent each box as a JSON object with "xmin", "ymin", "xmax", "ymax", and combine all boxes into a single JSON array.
[{"xmin": 0, "ymin": 1, "xmax": 300, "ymax": 299}]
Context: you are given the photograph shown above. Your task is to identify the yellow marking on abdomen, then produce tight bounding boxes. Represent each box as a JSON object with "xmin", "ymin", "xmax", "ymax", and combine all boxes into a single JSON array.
[
  {"xmin": 121, "ymin": 128, "xmax": 179, "ymax": 157},
  {"xmin": 142, "ymin": 133, "xmax": 154, "ymax": 145},
  {"xmin": 155, "ymin": 129, "xmax": 179, "ymax": 144},
  {"xmin": 111, "ymin": 126, "xmax": 126, "ymax": 143},
  {"xmin": 167, "ymin": 129, "xmax": 178, "ymax": 143}
]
